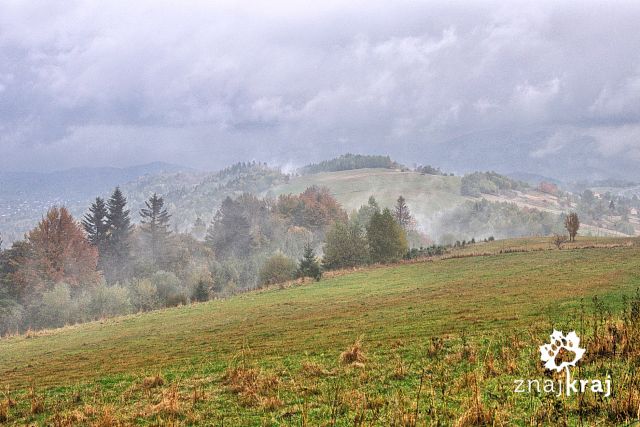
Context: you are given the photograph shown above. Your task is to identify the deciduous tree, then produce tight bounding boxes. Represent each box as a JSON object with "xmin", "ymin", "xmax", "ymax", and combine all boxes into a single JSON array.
[
  {"xmin": 564, "ymin": 212, "xmax": 580, "ymax": 242},
  {"xmin": 323, "ymin": 221, "xmax": 368, "ymax": 270},
  {"xmin": 21, "ymin": 207, "xmax": 100, "ymax": 295},
  {"xmin": 367, "ymin": 208, "xmax": 408, "ymax": 263}
]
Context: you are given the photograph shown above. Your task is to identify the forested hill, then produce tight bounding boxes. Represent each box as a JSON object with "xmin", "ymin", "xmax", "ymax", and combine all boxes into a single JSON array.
[
  {"xmin": 2, "ymin": 154, "xmax": 640, "ymax": 246},
  {"xmin": 299, "ymin": 153, "xmax": 404, "ymax": 175}
]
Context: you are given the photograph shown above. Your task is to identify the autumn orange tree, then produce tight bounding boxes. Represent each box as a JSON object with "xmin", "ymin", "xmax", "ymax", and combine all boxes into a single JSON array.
[{"xmin": 20, "ymin": 207, "xmax": 101, "ymax": 296}]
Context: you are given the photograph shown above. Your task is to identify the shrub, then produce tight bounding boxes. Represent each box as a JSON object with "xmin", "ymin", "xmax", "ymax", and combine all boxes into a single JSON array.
[
  {"xmin": 36, "ymin": 282, "xmax": 74, "ymax": 328},
  {"xmin": 552, "ymin": 234, "xmax": 568, "ymax": 249},
  {"xmin": 192, "ymin": 280, "xmax": 210, "ymax": 302},
  {"xmin": 130, "ymin": 278, "xmax": 160, "ymax": 312},
  {"xmin": 88, "ymin": 282, "xmax": 132, "ymax": 318},
  {"xmin": 405, "ymin": 245, "xmax": 446, "ymax": 259},
  {"xmin": 151, "ymin": 271, "xmax": 189, "ymax": 307},
  {"xmin": 0, "ymin": 299, "xmax": 24, "ymax": 336},
  {"xmin": 258, "ymin": 253, "xmax": 296, "ymax": 286}
]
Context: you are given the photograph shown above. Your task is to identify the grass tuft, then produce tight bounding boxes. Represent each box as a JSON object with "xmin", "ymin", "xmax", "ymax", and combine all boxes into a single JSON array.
[{"xmin": 340, "ymin": 338, "xmax": 367, "ymax": 366}]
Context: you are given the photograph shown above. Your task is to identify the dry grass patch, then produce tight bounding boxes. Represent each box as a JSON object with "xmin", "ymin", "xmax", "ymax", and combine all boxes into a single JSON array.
[
  {"xmin": 300, "ymin": 360, "xmax": 331, "ymax": 377},
  {"xmin": 223, "ymin": 366, "xmax": 281, "ymax": 409},
  {"xmin": 144, "ymin": 385, "xmax": 182, "ymax": 418},
  {"xmin": 142, "ymin": 374, "xmax": 165, "ymax": 389},
  {"xmin": 340, "ymin": 338, "xmax": 367, "ymax": 366},
  {"xmin": 28, "ymin": 386, "xmax": 44, "ymax": 415}
]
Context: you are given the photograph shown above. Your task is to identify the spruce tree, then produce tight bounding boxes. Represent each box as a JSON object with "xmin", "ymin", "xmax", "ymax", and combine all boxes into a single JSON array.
[
  {"xmin": 140, "ymin": 193, "xmax": 172, "ymax": 266},
  {"xmin": 394, "ymin": 195, "xmax": 413, "ymax": 230},
  {"xmin": 206, "ymin": 197, "xmax": 251, "ymax": 258},
  {"xmin": 105, "ymin": 187, "xmax": 133, "ymax": 281},
  {"xmin": 82, "ymin": 197, "xmax": 109, "ymax": 266},
  {"xmin": 297, "ymin": 243, "xmax": 322, "ymax": 281}
]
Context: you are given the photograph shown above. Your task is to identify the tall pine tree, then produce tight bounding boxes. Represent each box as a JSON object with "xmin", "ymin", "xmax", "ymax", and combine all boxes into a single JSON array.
[
  {"xmin": 82, "ymin": 197, "xmax": 109, "ymax": 268},
  {"xmin": 140, "ymin": 193, "xmax": 172, "ymax": 267},
  {"xmin": 205, "ymin": 197, "xmax": 251, "ymax": 258},
  {"xmin": 105, "ymin": 187, "xmax": 133, "ymax": 282},
  {"xmin": 394, "ymin": 195, "xmax": 413, "ymax": 230}
]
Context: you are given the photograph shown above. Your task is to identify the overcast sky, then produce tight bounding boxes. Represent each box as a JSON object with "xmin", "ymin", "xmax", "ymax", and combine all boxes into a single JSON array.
[{"xmin": 1, "ymin": 1, "xmax": 640, "ymax": 180}]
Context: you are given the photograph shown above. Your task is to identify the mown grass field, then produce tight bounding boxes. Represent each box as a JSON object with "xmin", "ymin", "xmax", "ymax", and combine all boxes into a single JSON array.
[
  {"xmin": 1, "ymin": 237, "xmax": 640, "ymax": 425},
  {"xmin": 267, "ymin": 169, "xmax": 467, "ymax": 222}
]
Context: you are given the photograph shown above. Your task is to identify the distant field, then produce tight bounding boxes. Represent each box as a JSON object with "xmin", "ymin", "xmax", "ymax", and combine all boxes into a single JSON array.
[
  {"xmin": 1, "ymin": 237, "xmax": 639, "ymax": 425},
  {"xmin": 267, "ymin": 169, "xmax": 468, "ymax": 226}
]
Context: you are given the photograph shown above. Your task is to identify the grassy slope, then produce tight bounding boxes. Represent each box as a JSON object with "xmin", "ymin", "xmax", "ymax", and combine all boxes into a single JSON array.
[
  {"xmin": 1, "ymin": 238, "xmax": 639, "ymax": 424},
  {"xmin": 266, "ymin": 169, "xmax": 467, "ymax": 222}
]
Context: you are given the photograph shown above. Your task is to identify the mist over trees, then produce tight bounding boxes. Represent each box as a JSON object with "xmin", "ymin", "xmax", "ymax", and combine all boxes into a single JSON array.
[
  {"xmin": 435, "ymin": 199, "xmax": 564, "ymax": 243},
  {"xmin": 460, "ymin": 172, "xmax": 529, "ymax": 197},
  {"xmin": 140, "ymin": 193, "xmax": 172, "ymax": 267},
  {"xmin": 2, "ymin": 155, "xmax": 635, "ymax": 335},
  {"xmin": 394, "ymin": 196, "xmax": 414, "ymax": 231}
]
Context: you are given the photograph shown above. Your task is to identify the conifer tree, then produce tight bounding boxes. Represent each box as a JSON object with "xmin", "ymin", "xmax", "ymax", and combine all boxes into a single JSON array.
[
  {"xmin": 105, "ymin": 187, "xmax": 133, "ymax": 281},
  {"xmin": 82, "ymin": 197, "xmax": 109, "ymax": 266},
  {"xmin": 394, "ymin": 195, "xmax": 413, "ymax": 230},
  {"xmin": 354, "ymin": 196, "xmax": 380, "ymax": 229},
  {"xmin": 140, "ymin": 193, "xmax": 172, "ymax": 266},
  {"xmin": 206, "ymin": 197, "xmax": 251, "ymax": 258},
  {"xmin": 297, "ymin": 243, "xmax": 322, "ymax": 281}
]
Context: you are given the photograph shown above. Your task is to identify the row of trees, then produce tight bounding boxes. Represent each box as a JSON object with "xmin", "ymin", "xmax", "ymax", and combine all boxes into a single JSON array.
[
  {"xmin": 258, "ymin": 196, "xmax": 415, "ymax": 286},
  {"xmin": 0, "ymin": 187, "xmax": 199, "ymax": 333},
  {"xmin": 1, "ymin": 180, "xmax": 436, "ymax": 334}
]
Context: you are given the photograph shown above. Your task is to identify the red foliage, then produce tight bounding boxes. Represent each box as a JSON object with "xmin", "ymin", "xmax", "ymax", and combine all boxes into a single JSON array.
[
  {"xmin": 20, "ymin": 207, "xmax": 101, "ymax": 295},
  {"xmin": 276, "ymin": 186, "xmax": 347, "ymax": 229},
  {"xmin": 537, "ymin": 181, "xmax": 559, "ymax": 195}
]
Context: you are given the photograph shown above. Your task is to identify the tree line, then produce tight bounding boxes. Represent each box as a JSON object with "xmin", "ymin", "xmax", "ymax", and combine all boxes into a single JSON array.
[{"xmin": 0, "ymin": 185, "xmax": 423, "ymax": 334}]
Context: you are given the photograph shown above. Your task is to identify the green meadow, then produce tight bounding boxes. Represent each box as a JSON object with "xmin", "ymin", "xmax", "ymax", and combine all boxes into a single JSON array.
[
  {"xmin": 1, "ymin": 237, "xmax": 639, "ymax": 425},
  {"xmin": 267, "ymin": 169, "xmax": 467, "ymax": 218}
]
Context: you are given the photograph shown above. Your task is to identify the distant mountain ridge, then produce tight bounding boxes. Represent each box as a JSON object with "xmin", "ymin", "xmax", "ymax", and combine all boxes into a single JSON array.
[
  {"xmin": 0, "ymin": 162, "xmax": 194, "ymax": 244},
  {"xmin": 0, "ymin": 162, "xmax": 192, "ymax": 201}
]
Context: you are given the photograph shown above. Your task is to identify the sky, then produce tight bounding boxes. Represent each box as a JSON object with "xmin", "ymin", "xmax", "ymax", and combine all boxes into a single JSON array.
[{"xmin": 1, "ymin": 0, "xmax": 640, "ymax": 180}]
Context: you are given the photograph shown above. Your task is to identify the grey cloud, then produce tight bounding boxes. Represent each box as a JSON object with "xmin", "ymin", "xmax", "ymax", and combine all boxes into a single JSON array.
[{"xmin": 1, "ymin": 0, "xmax": 640, "ymax": 180}]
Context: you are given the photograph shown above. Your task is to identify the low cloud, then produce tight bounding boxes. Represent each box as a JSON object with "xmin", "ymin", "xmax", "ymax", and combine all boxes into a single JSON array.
[{"xmin": 1, "ymin": 1, "xmax": 640, "ymax": 180}]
